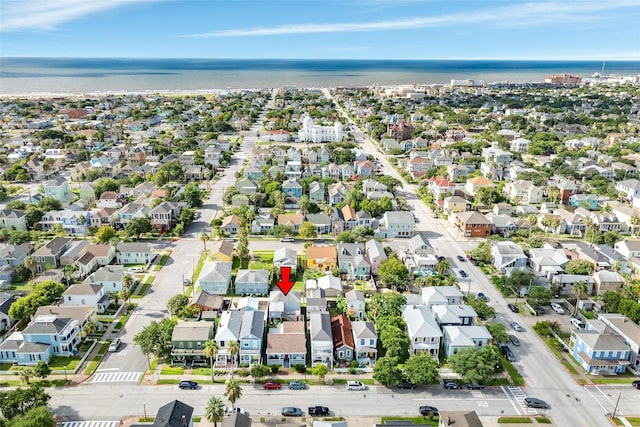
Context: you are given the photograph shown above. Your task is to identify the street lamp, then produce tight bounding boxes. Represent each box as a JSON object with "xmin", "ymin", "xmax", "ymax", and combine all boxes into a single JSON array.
[
  {"xmin": 63, "ymin": 367, "xmax": 68, "ymax": 383},
  {"xmin": 143, "ymin": 402, "xmax": 147, "ymax": 421}
]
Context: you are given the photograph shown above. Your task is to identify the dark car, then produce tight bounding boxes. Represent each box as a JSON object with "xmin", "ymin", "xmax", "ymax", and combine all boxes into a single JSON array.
[
  {"xmin": 459, "ymin": 270, "xmax": 468, "ymax": 278},
  {"xmin": 466, "ymin": 383, "xmax": 485, "ymax": 390},
  {"xmin": 419, "ymin": 406, "xmax": 439, "ymax": 416},
  {"xmin": 508, "ymin": 303, "xmax": 519, "ymax": 313},
  {"xmin": 397, "ymin": 380, "xmax": 416, "ymax": 389},
  {"xmin": 632, "ymin": 380, "xmax": 640, "ymax": 389},
  {"xmin": 457, "ymin": 255, "xmax": 466, "ymax": 262},
  {"xmin": 477, "ymin": 292, "xmax": 489, "ymax": 302},
  {"xmin": 500, "ymin": 344, "xmax": 517, "ymax": 362},
  {"xmin": 178, "ymin": 380, "xmax": 198, "ymax": 390},
  {"xmin": 437, "ymin": 256, "xmax": 445, "ymax": 262},
  {"xmin": 443, "ymin": 381, "xmax": 461, "ymax": 389},
  {"xmin": 263, "ymin": 381, "xmax": 281, "ymax": 390},
  {"xmin": 281, "ymin": 407, "xmax": 303, "ymax": 417},
  {"xmin": 535, "ymin": 305, "xmax": 545, "ymax": 315},
  {"xmin": 524, "ymin": 397, "xmax": 549, "ymax": 409},
  {"xmin": 509, "ymin": 334, "xmax": 521, "ymax": 346},
  {"xmin": 308, "ymin": 406, "xmax": 330, "ymax": 416}
]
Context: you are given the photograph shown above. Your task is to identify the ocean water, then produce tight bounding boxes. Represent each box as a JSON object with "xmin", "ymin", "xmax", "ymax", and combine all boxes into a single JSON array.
[{"xmin": 1, "ymin": 58, "xmax": 640, "ymax": 96}]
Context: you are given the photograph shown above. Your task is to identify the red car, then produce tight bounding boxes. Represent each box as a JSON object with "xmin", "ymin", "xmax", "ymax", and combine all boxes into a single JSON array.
[{"xmin": 263, "ymin": 381, "xmax": 281, "ymax": 390}]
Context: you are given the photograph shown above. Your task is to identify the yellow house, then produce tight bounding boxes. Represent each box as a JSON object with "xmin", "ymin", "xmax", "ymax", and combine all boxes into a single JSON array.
[
  {"xmin": 465, "ymin": 176, "xmax": 493, "ymax": 196},
  {"xmin": 443, "ymin": 195, "xmax": 470, "ymax": 215},
  {"xmin": 307, "ymin": 245, "xmax": 337, "ymax": 271},
  {"xmin": 209, "ymin": 240, "xmax": 234, "ymax": 262}
]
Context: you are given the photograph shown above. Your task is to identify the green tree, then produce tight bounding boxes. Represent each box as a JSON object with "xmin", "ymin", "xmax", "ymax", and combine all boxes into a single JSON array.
[
  {"xmin": 378, "ymin": 257, "xmax": 409, "ymax": 291},
  {"xmin": 250, "ymin": 364, "xmax": 271, "ymax": 382},
  {"xmin": 204, "ymin": 339, "xmax": 219, "ymax": 380},
  {"xmin": 0, "ymin": 384, "xmax": 50, "ymax": 420},
  {"xmin": 367, "ymin": 293, "xmax": 406, "ymax": 321},
  {"xmin": 235, "ymin": 227, "xmax": 250, "ymax": 267},
  {"xmin": 95, "ymin": 225, "xmax": 116, "ymax": 243},
  {"xmin": 228, "ymin": 340, "xmax": 240, "ymax": 368},
  {"xmin": 402, "ymin": 354, "xmax": 439, "ymax": 385},
  {"xmin": 436, "ymin": 258, "xmax": 450, "ymax": 276},
  {"xmin": 564, "ymin": 259, "xmax": 595, "ymax": 275},
  {"xmin": 62, "ymin": 264, "xmax": 79, "ymax": 286},
  {"xmin": 32, "ymin": 361, "xmax": 51, "ymax": 380},
  {"xmin": 224, "ymin": 379, "xmax": 243, "ymax": 409},
  {"xmin": 469, "ymin": 241, "xmax": 492, "ymax": 264},
  {"xmin": 312, "ymin": 363, "xmax": 328, "ymax": 380},
  {"xmin": 180, "ymin": 182, "xmax": 203, "ymax": 207},
  {"xmin": 200, "ymin": 232, "xmax": 210, "ymax": 252},
  {"xmin": 572, "ymin": 281, "xmax": 589, "ymax": 314},
  {"xmin": 476, "ymin": 186, "xmax": 503, "ymax": 206},
  {"xmin": 125, "ymin": 216, "xmax": 151, "ymax": 238},
  {"xmin": 372, "ymin": 355, "xmax": 403, "ymax": 386},
  {"xmin": 466, "ymin": 295, "xmax": 496, "ymax": 320},
  {"xmin": 485, "ymin": 322, "xmax": 509, "ymax": 344},
  {"xmin": 8, "ymin": 406, "xmax": 54, "ymax": 427},
  {"xmin": 299, "ymin": 221, "xmax": 317, "ymax": 238},
  {"xmin": 167, "ymin": 294, "xmax": 189, "ymax": 316},
  {"xmin": 205, "ymin": 396, "xmax": 225, "ymax": 427},
  {"xmin": 336, "ymin": 295, "xmax": 348, "ymax": 315},
  {"xmin": 448, "ymin": 345, "xmax": 501, "ymax": 384},
  {"xmin": 528, "ymin": 286, "xmax": 552, "ymax": 306},
  {"xmin": 504, "ymin": 269, "xmax": 534, "ymax": 296}
]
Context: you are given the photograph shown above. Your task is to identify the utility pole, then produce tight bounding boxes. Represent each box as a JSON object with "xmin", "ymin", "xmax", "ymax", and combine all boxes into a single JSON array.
[{"xmin": 612, "ymin": 392, "xmax": 622, "ymax": 418}]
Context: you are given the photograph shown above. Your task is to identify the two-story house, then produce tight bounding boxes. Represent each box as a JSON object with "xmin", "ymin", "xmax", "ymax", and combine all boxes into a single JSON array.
[
  {"xmin": 571, "ymin": 318, "xmax": 631, "ymax": 375},
  {"xmin": 33, "ymin": 237, "xmax": 73, "ymax": 272},
  {"xmin": 345, "ymin": 289, "xmax": 366, "ymax": 320},
  {"xmin": 62, "ymin": 283, "xmax": 110, "ymax": 313},
  {"xmin": 238, "ymin": 310, "xmax": 265, "ymax": 366},
  {"xmin": 0, "ymin": 209, "xmax": 27, "ymax": 231},
  {"xmin": 197, "ymin": 262, "xmax": 233, "ymax": 295},
  {"xmin": 352, "ymin": 320, "xmax": 377, "ymax": 366},
  {"xmin": 337, "ymin": 243, "xmax": 371, "ymax": 281},
  {"xmin": 376, "ymin": 211, "xmax": 415, "ymax": 238},
  {"xmin": 402, "ymin": 305, "xmax": 443, "ymax": 360},
  {"xmin": 331, "ymin": 314, "xmax": 355, "ymax": 363},
  {"xmin": 170, "ymin": 321, "xmax": 215, "ymax": 366},
  {"xmin": 83, "ymin": 265, "xmax": 125, "ymax": 294},
  {"xmin": 213, "ymin": 310, "xmax": 242, "ymax": 368},
  {"xmin": 234, "ymin": 269, "xmax": 270, "ymax": 295},
  {"xmin": 365, "ymin": 239, "xmax": 387, "ymax": 275},
  {"xmin": 491, "ymin": 241, "xmax": 528, "ymax": 274},
  {"xmin": 309, "ymin": 312, "xmax": 334, "ymax": 369},
  {"xmin": 442, "ymin": 325, "xmax": 493, "ymax": 358},
  {"xmin": 266, "ymin": 320, "xmax": 307, "ymax": 368},
  {"xmin": 116, "ymin": 242, "xmax": 155, "ymax": 265}
]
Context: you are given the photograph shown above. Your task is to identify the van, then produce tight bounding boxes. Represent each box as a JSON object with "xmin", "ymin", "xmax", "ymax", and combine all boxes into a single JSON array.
[
  {"xmin": 345, "ymin": 380, "xmax": 366, "ymax": 390},
  {"xmin": 571, "ymin": 317, "xmax": 584, "ymax": 329}
]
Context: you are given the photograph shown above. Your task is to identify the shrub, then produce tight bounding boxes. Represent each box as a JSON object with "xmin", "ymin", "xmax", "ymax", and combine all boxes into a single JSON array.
[
  {"xmin": 237, "ymin": 368, "xmax": 250, "ymax": 377},
  {"xmin": 293, "ymin": 364, "xmax": 307, "ymax": 373}
]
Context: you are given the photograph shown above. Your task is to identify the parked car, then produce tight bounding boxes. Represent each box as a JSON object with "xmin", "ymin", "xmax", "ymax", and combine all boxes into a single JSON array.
[
  {"xmin": 477, "ymin": 292, "xmax": 489, "ymax": 302},
  {"xmin": 263, "ymin": 381, "xmax": 281, "ymax": 390},
  {"xmin": 308, "ymin": 406, "xmax": 330, "ymax": 416},
  {"xmin": 224, "ymin": 407, "xmax": 246, "ymax": 416},
  {"xmin": 459, "ymin": 270, "xmax": 468, "ymax": 278},
  {"xmin": 500, "ymin": 344, "xmax": 517, "ymax": 362},
  {"xmin": 632, "ymin": 380, "xmax": 640, "ymax": 389},
  {"xmin": 550, "ymin": 302, "xmax": 565, "ymax": 314},
  {"xmin": 466, "ymin": 383, "xmax": 485, "ymax": 390},
  {"xmin": 443, "ymin": 381, "xmax": 461, "ymax": 389},
  {"xmin": 280, "ymin": 237, "xmax": 295, "ymax": 242},
  {"xmin": 345, "ymin": 380, "xmax": 366, "ymax": 390},
  {"xmin": 281, "ymin": 407, "xmax": 303, "ymax": 417},
  {"xmin": 571, "ymin": 317, "xmax": 585, "ymax": 329},
  {"xmin": 524, "ymin": 397, "xmax": 549, "ymax": 409},
  {"xmin": 457, "ymin": 255, "xmax": 466, "ymax": 262},
  {"xmin": 288, "ymin": 381, "xmax": 306, "ymax": 390},
  {"xmin": 397, "ymin": 380, "xmax": 416, "ymax": 389},
  {"xmin": 509, "ymin": 334, "xmax": 521, "ymax": 346},
  {"xmin": 535, "ymin": 305, "xmax": 545, "ymax": 315},
  {"xmin": 419, "ymin": 406, "xmax": 439, "ymax": 416},
  {"xmin": 178, "ymin": 380, "xmax": 198, "ymax": 390},
  {"xmin": 108, "ymin": 337, "xmax": 121, "ymax": 352},
  {"xmin": 508, "ymin": 303, "xmax": 519, "ymax": 313},
  {"xmin": 511, "ymin": 321, "xmax": 524, "ymax": 332}
]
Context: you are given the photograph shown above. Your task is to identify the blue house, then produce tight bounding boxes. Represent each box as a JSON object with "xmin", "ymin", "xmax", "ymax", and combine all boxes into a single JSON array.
[
  {"xmin": 197, "ymin": 262, "xmax": 233, "ymax": 294},
  {"xmin": 282, "ymin": 179, "xmax": 303, "ymax": 199},
  {"xmin": 238, "ymin": 310, "xmax": 265, "ymax": 366},
  {"xmin": 569, "ymin": 194, "xmax": 600, "ymax": 210},
  {"xmin": 234, "ymin": 269, "xmax": 270, "ymax": 295},
  {"xmin": 571, "ymin": 319, "xmax": 631, "ymax": 375},
  {"xmin": 0, "ymin": 315, "xmax": 80, "ymax": 366},
  {"xmin": 491, "ymin": 241, "xmax": 528, "ymax": 274}
]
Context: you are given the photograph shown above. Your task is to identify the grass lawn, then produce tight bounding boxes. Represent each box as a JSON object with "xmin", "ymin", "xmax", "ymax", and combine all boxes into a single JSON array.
[
  {"xmin": 48, "ymin": 356, "xmax": 80, "ymax": 370},
  {"xmin": 0, "ymin": 363, "xmax": 13, "ymax": 370},
  {"xmin": 248, "ymin": 260, "xmax": 272, "ymax": 270},
  {"xmin": 624, "ymin": 418, "xmax": 640, "ymax": 426},
  {"xmin": 84, "ymin": 356, "xmax": 101, "ymax": 376},
  {"xmin": 381, "ymin": 417, "xmax": 438, "ymax": 426},
  {"xmin": 502, "ymin": 356, "xmax": 525, "ymax": 386},
  {"xmin": 535, "ymin": 417, "xmax": 552, "ymax": 424},
  {"xmin": 331, "ymin": 378, "xmax": 375, "ymax": 385},
  {"xmin": 497, "ymin": 417, "xmax": 533, "ymax": 423},
  {"xmin": 292, "ymin": 280, "xmax": 305, "ymax": 291},
  {"xmin": 10, "ymin": 282, "xmax": 31, "ymax": 291},
  {"xmin": 160, "ymin": 367, "xmax": 184, "ymax": 375},
  {"xmin": 591, "ymin": 377, "xmax": 637, "ymax": 384},
  {"xmin": 191, "ymin": 367, "xmax": 211, "ymax": 376}
]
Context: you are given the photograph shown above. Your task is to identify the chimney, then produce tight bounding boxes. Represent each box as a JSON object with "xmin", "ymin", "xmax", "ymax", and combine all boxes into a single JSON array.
[{"xmin": 182, "ymin": 415, "xmax": 187, "ymax": 426}]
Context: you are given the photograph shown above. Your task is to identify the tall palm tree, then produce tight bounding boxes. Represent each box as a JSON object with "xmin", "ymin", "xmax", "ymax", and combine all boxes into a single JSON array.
[
  {"xmin": 630, "ymin": 214, "xmax": 640, "ymax": 236},
  {"xmin": 224, "ymin": 379, "xmax": 243, "ymax": 410},
  {"xmin": 204, "ymin": 339, "xmax": 219, "ymax": 381},
  {"xmin": 227, "ymin": 340, "xmax": 240, "ymax": 368},
  {"xmin": 24, "ymin": 256, "xmax": 36, "ymax": 280},
  {"xmin": 205, "ymin": 396, "xmax": 225, "ymax": 427},
  {"xmin": 78, "ymin": 214, "xmax": 87, "ymax": 239},
  {"xmin": 436, "ymin": 258, "xmax": 450, "ymax": 276},
  {"xmin": 200, "ymin": 232, "xmax": 210, "ymax": 253},
  {"xmin": 526, "ymin": 214, "xmax": 538, "ymax": 238},
  {"xmin": 123, "ymin": 274, "xmax": 134, "ymax": 292},
  {"xmin": 119, "ymin": 288, "xmax": 131, "ymax": 313},
  {"xmin": 572, "ymin": 281, "xmax": 589, "ymax": 315}
]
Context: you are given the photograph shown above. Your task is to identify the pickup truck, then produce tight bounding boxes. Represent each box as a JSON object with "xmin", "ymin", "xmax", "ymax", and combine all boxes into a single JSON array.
[{"xmin": 308, "ymin": 406, "xmax": 330, "ymax": 416}]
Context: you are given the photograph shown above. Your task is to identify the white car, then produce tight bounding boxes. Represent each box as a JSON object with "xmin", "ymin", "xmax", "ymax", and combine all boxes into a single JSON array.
[
  {"xmin": 571, "ymin": 317, "xmax": 584, "ymax": 329},
  {"xmin": 108, "ymin": 337, "xmax": 121, "ymax": 352},
  {"xmin": 550, "ymin": 302, "xmax": 565, "ymax": 314},
  {"xmin": 345, "ymin": 380, "xmax": 366, "ymax": 390}
]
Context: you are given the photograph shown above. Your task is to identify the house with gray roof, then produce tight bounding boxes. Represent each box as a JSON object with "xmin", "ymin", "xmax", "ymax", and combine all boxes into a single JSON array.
[
  {"xmin": 345, "ymin": 289, "xmax": 366, "ymax": 320},
  {"xmin": 33, "ymin": 237, "xmax": 73, "ymax": 272},
  {"xmin": 491, "ymin": 241, "xmax": 527, "ymax": 274},
  {"xmin": 268, "ymin": 290, "xmax": 301, "ymax": 321},
  {"xmin": 572, "ymin": 318, "xmax": 631, "ymax": 375},
  {"xmin": 337, "ymin": 243, "xmax": 370, "ymax": 280},
  {"xmin": 273, "ymin": 247, "xmax": 297, "ymax": 270},
  {"xmin": 402, "ymin": 305, "xmax": 442, "ymax": 359},
  {"xmin": 375, "ymin": 211, "xmax": 415, "ymax": 238},
  {"xmin": 234, "ymin": 269, "xmax": 270, "ymax": 295},
  {"xmin": 136, "ymin": 400, "xmax": 193, "ymax": 427},
  {"xmin": 116, "ymin": 241, "xmax": 155, "ymax": 265},
  {"xmin": 309, "ymin": 312, "xmax": 334, "ymax": 369},
  {"xmin": 238, "ymin": 310, "xmax": 265, "ymax": 366},
  {"xmin": 0, "ymin": 292, "xmax": 16, "ymax": 332},
  {"xmin": 0, "ymin": 209, "xmax": 27, "ymax": 231},
  {"xmin": 213, "ymin": 310, "xmax": 243, "ymax": 367},
  {"xmin": 197, "ymin": 262, "xmax": 233, "ymax": 295},
  {"xmin": 63, "ymin": 283, "xmax": 110, "ymax": 313},
  {"xmin": 365, "ymin": 239, "xmax": 386, "ymax": 275},
  {"xmin": 170, "ymin": 320, "xmax": 215, "ymax": 366},
  {"xmin": 442, "ymin": 325, "xmax": 493, "ymax": 358},
  {"xmin": 84, "ymin": 265, "xmax": 126, "ymax": 293},
  {"xmin": 352, "ymin": 320, "xmax": 377, "ymax": 365}
]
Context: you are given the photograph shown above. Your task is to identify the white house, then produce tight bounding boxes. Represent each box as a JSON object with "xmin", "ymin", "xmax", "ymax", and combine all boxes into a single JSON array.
[{"xmin": 402, "ymin": 305, "xmax": 442, "ymax": 359}]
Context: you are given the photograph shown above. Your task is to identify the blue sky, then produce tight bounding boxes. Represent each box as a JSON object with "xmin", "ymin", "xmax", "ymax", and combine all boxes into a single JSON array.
[{"xmin": 1, "ymin": 0, "xmax": 639, "ymax": 59}]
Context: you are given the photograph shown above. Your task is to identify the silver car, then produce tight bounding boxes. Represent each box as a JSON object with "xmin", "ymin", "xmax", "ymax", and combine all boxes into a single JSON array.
[{"xmin": 511, "ymin": 321, "xmax": 524, "ymax": 332}]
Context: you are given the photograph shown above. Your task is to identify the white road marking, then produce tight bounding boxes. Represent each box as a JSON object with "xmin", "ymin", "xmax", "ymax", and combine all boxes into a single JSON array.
[{"xmin": 92, "ymin": 371, "xmax": 142, "ymax": 383}]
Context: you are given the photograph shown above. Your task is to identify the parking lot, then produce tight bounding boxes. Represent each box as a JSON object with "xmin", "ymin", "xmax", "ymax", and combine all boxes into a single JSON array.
[{"xmin": 583, "ymin": 384, "xmax": 640, "ymax": 417}]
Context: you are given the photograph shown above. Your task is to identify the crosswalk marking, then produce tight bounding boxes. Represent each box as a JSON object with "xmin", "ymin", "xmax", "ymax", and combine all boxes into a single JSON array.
[
  {"xmin": 506, "ymin": 386, "xmax": 538, "ymax": 415},
  {"xmin": 92, "ymin": 371, "xmax": 142, "ymax": 383},
  {"xmin": 61, "ymin": 422, "xmax": 120, "ymax": 427}
]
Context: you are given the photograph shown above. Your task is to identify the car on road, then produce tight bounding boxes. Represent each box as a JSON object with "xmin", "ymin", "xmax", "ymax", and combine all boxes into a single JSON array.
[
  {"xmin": 345, "ymin": 380, "xmax": 366, "ymax": 390},
  {"xmin": 632, "ymin": 380, "xmax": 640, "ymax": 389},
  {"xmin": 508, "ymin": 303, "xmax": 519, "ymax": 313},
  {"xmin": 288, "ymin": 381, "xmax": 306, "ymax": 390},
  {"xmin": 524, "ymin": 397, "xmax": 549, "ymax": 409},
  {"xmin": 308, "ymin": 406, "xmax": 330, "ymax": 416},
  {"xmin": 459, "ymin": 270, "xmax": 468, "ymax": 278},
  {"xmin": 511, "ymin": 321, "xmax": 524, "ymax": 332},
  {"xmin": 281, "ymin": 407, "xmax": 303, "ymax": 417},
  {"xmin": 178, "ymin": 380, "xmax": 198, "ymax": 390},
  {"xmin": 466, "ymin": 383, "xmax": 485, "ymax": 390},
  {"xmin": 509, "ymin": 334, "xmax": 521, "ymax": 346},
  {"xmin": 224, "ymin": 407, "xmax": 246, "ymax": 416},
  {"xmin": 500, "ymin": 344, "xmax": 517, "ymax": 362},
  {"xmin": 477, "ymin": 292, "xmax": 489, "ymax": 302},
  {"xmin": 443, "ymin": 381, "xmax": 461, "ymax": 389},
  {"xmin": 108, "ymin": 337, "xmax": 121, "ymax": 352},
  {"xmin": 419, "ymin": 406, "xmax": 439, "ymax": 416},
  {"xmin": 457, "ymin": 255, "xmax": 466, "ymax": 262},
  {"xmin": 280, "ymin": 237, "xmax": 295, "ymax": 242},
  {"xmin": 397, "ymin": 380, "xmax": 416, "ymax": 389},
  {"xmin": 550, "ymin": 302, "xmax": 565, "ymax": 314},
  {"xmin": 263, "ymin": 381, "xmax": 281, "ymax": 390}
]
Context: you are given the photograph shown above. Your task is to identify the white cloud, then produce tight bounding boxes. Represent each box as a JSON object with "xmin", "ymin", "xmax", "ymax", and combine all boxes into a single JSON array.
[
  {"xmin": 186, "ymin": 0, "xmax": 640, "ymax": 38},
  {"xmin": 0, "ymin": 0, "xmax": 158, "ymax": 32}
]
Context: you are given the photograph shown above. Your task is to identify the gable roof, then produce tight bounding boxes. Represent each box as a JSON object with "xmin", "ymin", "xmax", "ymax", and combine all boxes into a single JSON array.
[
  {"xmin": 331, "ymin": 314, "xmax": 355, "ymax": 349},
  {"xmin": 152, "ymin": 400, "xmax": 194, "ymax": 427}
]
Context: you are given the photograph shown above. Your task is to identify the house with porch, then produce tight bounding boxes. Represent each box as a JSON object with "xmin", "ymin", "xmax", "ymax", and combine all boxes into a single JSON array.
[
  {"xmin": 491, "ymin": 242, "xmax": 527, "ymax": 274},
  {"xmin": 273, "ymin": 247, "xmax": 297, "ymax": 270},
  {"xmin": 345, "ymin": 289, "xmax": 366, "ymax": 320},
  {"xmin": 266, "ymin": 320, "xmax": 306, "ymax": 368},
  {"xmin": 170, "ymin": 321, "xmax": 215, "ymax": 367},
  {"xmin": 116, "ymin": 242, "xmax": 155, "ymax": 265},
  {"xmin": 442, "ymin": 325, "xmax": 493, "ymax": 358},
  {"xmin": 84, "ymin": 265, "xmax": 125, "ymax": 293},
  {"xmin": 307, "ymin": 245, "xmax": 337, "ymax": 272},
  {"xmin": 213, "ymin": 310, "xmax": 242, "ymax": 368},
  {"xmin": 238, "ymin": 310, "xmax": 265, "ymax": 366},
  {"xmin": 309, "ymin": 312, "xmax": 334, "ymax": 369},
  {"xmin": 331, "ymin": 314, "xmax": 355, "ymax": 363},
  {"xmin": 365, "ymin": 239, "xmax": 387, "ymax": 275},
  {"xmin": 234, "ymin": 269, "xmax": 270, "ymax": 295},
  {"xmin": 268, "ymin": 290, "xmax": 301, "ymax": 321},
  {"xmin": 337, "ymin": 243, "xmax": 371, "ymax": 280},
  {"xmin": 402, "ymin": 305, "xmax": 442, "ymax": 360},
  {"xmin": 197, "ymin": 262, "xmax": 233, "ymax": 294},
  {"xmin": 598, "ymin": 314, "xmax": 640, "ymax": 375},
  {"xmin": 453, "ymin": 211, "xmax": 491, "ymax": 238},
  {"xmin": 571, "ymin": 318, "xmax": 631, "ymax": 375},
  {"xmin": 352, "ymin": 320, "xmax": 377, "ymax": 366},
  {"xmin": 62, "ymin": 283, "xmax": 110, "ymax": 313}
]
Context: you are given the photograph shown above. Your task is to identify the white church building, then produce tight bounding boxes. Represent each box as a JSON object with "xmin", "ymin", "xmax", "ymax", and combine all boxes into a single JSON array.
[{"xmin": 298, "ymin": 114, "xmax": 344, "ymax": 143}]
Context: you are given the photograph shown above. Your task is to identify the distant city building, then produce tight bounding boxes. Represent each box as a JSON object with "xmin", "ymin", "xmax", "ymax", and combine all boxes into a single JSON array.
[{"xmin": 545, "ymin": 73, "xmax": 582, "ymax": 85}]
